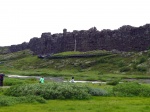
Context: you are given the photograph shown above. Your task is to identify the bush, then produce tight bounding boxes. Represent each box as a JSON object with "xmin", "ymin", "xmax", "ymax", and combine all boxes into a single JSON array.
[
  {"xmin": 138, "ymin": 57, "xmax": 146, "ymax": 64},
  {"xmin": 107, "ymin": 78, "xmax": 121, "ymax": 86},
  {"xmin": 4, "ymin": 77, "xmax": 38, "ymax": 86},
  {"xmin": 0, "ymin": 96, "xmax": 17, "ymax": 106},
  {"xmin": 0, "ymin": 95, "xmax": 46, "ymax": 106},
  {"xmin": 118, "ymin": 61, "xmax": 125, "ymax": 67},
  {"xmin": 136, "ymin": 66, "xmax": 147, "ymax": 72},
  {"xmin": 16, "ymin": 95, "xmax": 46, "ymax": 103},
  {"xmin": 88, "ymin": 88, "xmax": 108, "ymax": 96},
  {"xmin": 0, "ymin": 88, "xmax": 7, "ymax": 95},
  {"xmin": 5, "ymin": 82, "xmax": 91, "ymax": 100},
  {"xmin": 120, "ymin": 67, "xmax": 131, "ymax": 72},
  {"xmin": 113, "ymin": 82, "xmax": 150, "ymax": 97},
  {"xmin": 4, "ymin": 78, "xmax": 25, "ymax": 86}
]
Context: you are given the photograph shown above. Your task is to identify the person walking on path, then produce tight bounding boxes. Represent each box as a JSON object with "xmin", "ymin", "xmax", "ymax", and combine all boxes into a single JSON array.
[
  {"xmin": 39, "ymin": 76, "xmax": 44, "ymax": 83},
  {"xmin": 70, "ymin": 76, "xmax": 75, "ymax": 83}
]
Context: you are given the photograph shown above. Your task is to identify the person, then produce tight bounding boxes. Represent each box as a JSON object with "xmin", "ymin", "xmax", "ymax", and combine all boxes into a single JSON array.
[
  {"xmin": 70, "ymin": 76, "xmax": 75, "ymax": 83},
  {"xmin": 0, "ymin": 73, "xmax": 5, "ymax": 86},
  {"xmin": 39, "ymin": 76, "xmax": 44, "ymax": 83}
]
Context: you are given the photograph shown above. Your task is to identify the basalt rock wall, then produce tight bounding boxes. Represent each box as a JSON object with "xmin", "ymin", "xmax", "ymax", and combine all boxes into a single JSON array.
[{"xmin": 8, "ymin": 24, "xmax": 150, "ymax": 55}]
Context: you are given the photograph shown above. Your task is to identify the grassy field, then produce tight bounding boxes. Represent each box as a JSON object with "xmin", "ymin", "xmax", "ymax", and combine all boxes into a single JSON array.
[
  {"xmin": 0, "ymin": 49, "xmax": 150, "ymax": 82},
  {"xmin": 0, "ymin": 97, "xmax": 150, "ymax": 112},
  {"xmin": 1, "ymin": 49, "xmax": 150, "ymax": 112},
  {"xmin": 1, "ymin": 77, "xmax": 150, "ymax": 112}
]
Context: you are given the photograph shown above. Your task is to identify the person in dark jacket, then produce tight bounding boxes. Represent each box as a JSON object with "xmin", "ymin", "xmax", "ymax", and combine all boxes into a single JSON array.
[{"xmin": 0, "ymin": 73, "xmax": 5, "ymax": 86}]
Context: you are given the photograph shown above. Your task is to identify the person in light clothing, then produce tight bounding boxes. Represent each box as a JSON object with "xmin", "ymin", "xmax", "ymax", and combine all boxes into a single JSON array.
[
  {"xmin": 39, "ymin": 76, "xmax": 44, "ymax": 83},
  {"xmin": 70, "ymin": 76, "xmax": 74, "ymax": 83}
]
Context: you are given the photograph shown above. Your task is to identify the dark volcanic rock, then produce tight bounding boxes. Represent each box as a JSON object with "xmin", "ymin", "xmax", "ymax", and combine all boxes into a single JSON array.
[
  {"xmin": 9, "ymin": 42, "xmax": 29, "ymax": 53},
  {"xmin": 8, "ymin": 24, "xmax": 150, "ymax": 55}
]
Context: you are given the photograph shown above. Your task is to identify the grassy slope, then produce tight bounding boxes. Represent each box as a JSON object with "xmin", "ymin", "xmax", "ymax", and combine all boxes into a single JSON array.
[
  {"xmin": 0, "ymin": 46, "xmax": 9, "ymax": 54},
  {"xmin": 0, "ymin": 49, "xmax": 150, "ymax": 80}
]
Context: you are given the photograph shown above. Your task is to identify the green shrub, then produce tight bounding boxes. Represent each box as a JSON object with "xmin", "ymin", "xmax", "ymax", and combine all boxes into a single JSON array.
[
  {"xmin": 88, "ymin": 88, "xmax": 108, "ymax": 96},
  {"xmin": 120, "ymin": 67, "xmax": 131, "ymax": 72},
  {"xmin": 118, "ymin": 61, "xmax": 125, "ymax": 67},
  {"xmin": 4, "ymin": 78, "xmax": 25, "ymax": 86},
  {"xmin": 5, "ymin": 82, "xmax": 91, "ymax": 100},
  {"xmin": 113, "ymin": 82, "xmax": 150, "ymax": 97},
  {"xmin": 107, "ymin": 78, "xmax": 121, "ymax": 85},
  {"xmin": 16, "ymin": 95, "xmax": 46, "ymax": 103},
  {"xmin": 0, "ymin": 96, "xmax": 17, "ymax": 106},
  {"xmin": 0, "ymin": 95, "xmax": 46, "ymax": 106},
  {"xmin": 136, "ymin": 66, "xmax": 147, "ymax": 72},
  {"xmin": 0, "ymin": 88, "xmax": 7, "ymax": 95},
  {"xmin": 138, "ymin": 57, "xmax": 146, "ymax": 64},
  {"xmin": 148, "ymin": 51, "xmax": 150, "ymax": 57},
  {"xmin": 4, "ymin": 77, "xmax": 38, "ymax": 86}
]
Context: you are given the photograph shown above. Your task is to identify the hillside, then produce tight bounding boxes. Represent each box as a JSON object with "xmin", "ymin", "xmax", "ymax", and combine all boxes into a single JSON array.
[{"xmin": 0, "ymin": 49, "xmax": 150, "ymax": 81}]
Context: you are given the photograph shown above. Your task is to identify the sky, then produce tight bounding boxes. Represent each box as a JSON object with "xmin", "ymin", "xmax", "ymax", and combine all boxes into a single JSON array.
[{"xmin": 0, "ymin": 0, "xmax": 150, "ymax": 46}]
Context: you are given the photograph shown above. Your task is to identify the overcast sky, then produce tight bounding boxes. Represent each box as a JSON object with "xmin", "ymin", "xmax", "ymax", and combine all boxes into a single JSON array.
[{"xmin": 0, "ymin": 0, "xmax": 150, "ymax": 46}]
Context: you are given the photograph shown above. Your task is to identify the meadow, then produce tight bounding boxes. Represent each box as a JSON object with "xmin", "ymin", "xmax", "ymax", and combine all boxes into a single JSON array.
[
  {"xmin": 1, "ymin": 81, "xmax": 150, "ymax": 112},
  {"xmin": 1, "ymin": 97, "xmax": 150, "ymax": 112},
  {"xmin": 0, "ymin": 49, "xmax": 150, "ymax": 81},
  {"xmin": 1, "ymin": 49, "xmax": 150, "ymax": 111}
]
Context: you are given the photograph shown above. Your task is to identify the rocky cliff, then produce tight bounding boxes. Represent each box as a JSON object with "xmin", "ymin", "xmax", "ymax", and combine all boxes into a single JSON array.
[{"xmin": 8, "ymin": 24, "xmax": 150, "ymax": 55}]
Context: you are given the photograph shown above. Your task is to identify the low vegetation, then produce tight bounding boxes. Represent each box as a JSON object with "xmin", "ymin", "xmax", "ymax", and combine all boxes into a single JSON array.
[
  {"xmin": 4, "ymin": 82, "xmax": 108, "ymax": 100},
  {"xmin": 1, "ymin": 78, "xmax": 150, "ymax": 112},
  {"xmin": 1, "ymin": 49, "xmax": 150, "ymax": 111},
  {"xmin": 0, "ymin": 49, "xmax": 150, "ymax": 81},
  {"xmin": 0, "ymin": 97, "xmax": 150, "ymax": 112},
  {"xmin": 113, "ymin": 82, "xmax": 150, "ymax": 97},
  {"xmin": 5, "ymin": 83, "xmax": 91, "ymax": 100},
  {"xmin": 3, "ymin": 77, "xmax": 37, "ymax": 86},
  {"xmin": 0, "ymin": 95, "xmax": 46, "ymax": 106}
]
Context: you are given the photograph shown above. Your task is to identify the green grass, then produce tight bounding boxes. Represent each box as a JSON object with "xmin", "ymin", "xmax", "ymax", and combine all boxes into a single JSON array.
[
  {"xmin": 1, "ymin": 97, "xmax": 150, "ymax": 112},
  {"xmin": 1, "ymin": 80, "xmax": 150, "ymax": 112},
  {"xmin": 3, "ymin": 77, "xmax": 38, "ymax": 86},
  {"xmin": 1, "ymin": 49, "xmax": 150, "ymax": 111},
  {"xmin": 53, "ymin": 50, "xmax": 110, "ymax": 56},
  {"xmin": 1, "ymin": 49, "xmax": 150, "ymax": 81},
  {"xmin": 53, "ymin": 51, "xmax": 82, "ymax": 56}
]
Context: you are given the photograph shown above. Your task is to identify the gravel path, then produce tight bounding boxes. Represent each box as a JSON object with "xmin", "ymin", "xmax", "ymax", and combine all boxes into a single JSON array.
[
  {"xmin": 6, "ymin": 75, "xmax": 150, "ymax": 84},
  {"xmin": 7, "ymin": 75, "xmax": 64, "ymax": 82},
  {"xmin": 6, "ymin": 75, "xmax": 106, "ymax": 83}
]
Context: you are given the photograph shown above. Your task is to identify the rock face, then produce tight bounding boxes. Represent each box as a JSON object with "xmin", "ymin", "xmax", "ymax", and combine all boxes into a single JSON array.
[
  {"xmin": 8, "ymin": 24, "xmax": 150, "ymax": 55},
  {"xmin": 9, "ymin": 42, "xmax": 29, "ymax": 53}
]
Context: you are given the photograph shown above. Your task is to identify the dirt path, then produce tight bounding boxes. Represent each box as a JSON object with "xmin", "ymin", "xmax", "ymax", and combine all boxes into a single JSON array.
[
  {"xmin": 6, "ymin": 75, "xmax": 150, "ymax": 84},
  {"xmin": 7, "ymin": 75, "xmax": 64, "ymax": 82},
  {"xmin": 6, "ymin": 75, "xmax": 107, "ymax": 83}
]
